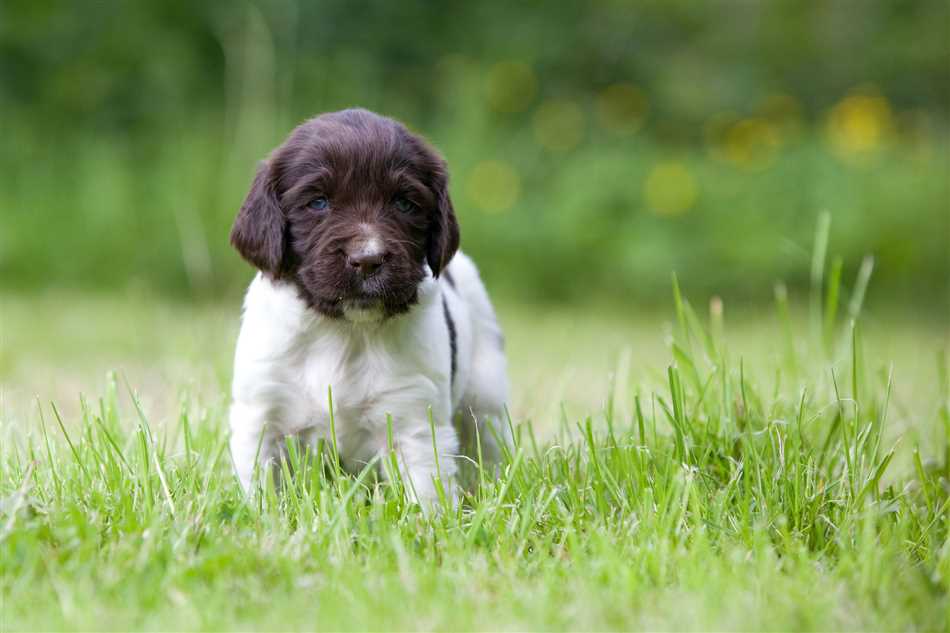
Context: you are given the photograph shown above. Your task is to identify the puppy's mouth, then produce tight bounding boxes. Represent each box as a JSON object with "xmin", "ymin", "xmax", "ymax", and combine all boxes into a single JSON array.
[
  {"xmin": 342, "ymin": 292, "xmax": 382, "ymax": 309},
  {"xmin": 298, "ymin": 261, "xmax": 423, "ymax": 320},
  {"xmin": 342, "ymin": 275, "xmax": 388, "ymax": 303},
  {"xmin": 339, "ymin": 292, "xmax": 385, "ymax": 323},
  {"xmin": 336, "ymin": 279, "xmax": 390, "ymax": 320}
]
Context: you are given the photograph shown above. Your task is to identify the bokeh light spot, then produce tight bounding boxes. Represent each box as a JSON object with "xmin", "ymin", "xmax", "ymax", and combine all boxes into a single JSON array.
[
  {"xmin": 597, "ymin": 83, "xmax": 648, "ymax": 135},
  {"xmin": 723, "ymin": 118, "xmax": 781, "ymax": 169},
  {"xmin": 758, "ymin": 93, "xmax": 803, "ymax": 141},
  {"xmin": 487, "ymin": 62, "xmax": 538, "ymax": 113},
  {"xmin": 533, "ymin": 99, "xmax": 585, "ymax": 152},
  {"xmin": 826, "ymin": 90, "xmax": 893, "ymax": 158},
  {"xmin": 705, "ymin": 112, "xmax": 781, "ymax": 170},
  {"xmin": 644, "ymin": 162, "xmax": 697, "ymax": 216},
  {"xmin": 704, "ymin": 111, "xmax": 739, "ymax": 160},
  {"xmin": 466, "ymin": 160, "xmax": 521, "ymax": 213}
]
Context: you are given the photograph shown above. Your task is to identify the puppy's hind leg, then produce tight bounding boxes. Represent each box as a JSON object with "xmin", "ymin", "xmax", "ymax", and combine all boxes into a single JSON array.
[{"xmin": 457, "ymin": 333, "xmax": 512, "ymax": 468}]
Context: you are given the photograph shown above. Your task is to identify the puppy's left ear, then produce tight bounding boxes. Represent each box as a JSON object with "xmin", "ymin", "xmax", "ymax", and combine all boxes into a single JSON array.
[{"xmin": 427, "ymin": 171, "xmax": 460, "ymax": 277}]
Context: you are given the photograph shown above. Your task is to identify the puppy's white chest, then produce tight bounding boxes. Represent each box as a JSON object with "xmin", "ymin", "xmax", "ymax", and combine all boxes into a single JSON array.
[
  {"xmin": 298, "ymin": 336, "xmax": 395, "ymax": 422},
  {"xmin": 280, "ymin": 318, "xmax": 447, "ymax": 456}
]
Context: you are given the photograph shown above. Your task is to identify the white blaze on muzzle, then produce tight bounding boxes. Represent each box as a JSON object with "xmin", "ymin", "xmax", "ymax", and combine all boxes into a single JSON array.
[{"xmin": 353, "ymin": 223, "xmax": 385, "ymax": 259}]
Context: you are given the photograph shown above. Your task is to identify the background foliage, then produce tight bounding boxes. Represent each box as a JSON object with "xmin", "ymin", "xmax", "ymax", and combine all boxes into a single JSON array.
[{"xmin": 1, "ymin": 0, "xmax": 948, "ymax": 309}]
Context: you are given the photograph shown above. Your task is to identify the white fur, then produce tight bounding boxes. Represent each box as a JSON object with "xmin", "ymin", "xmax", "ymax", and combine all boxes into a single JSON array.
[{"xmin": 229, "ymin": 251, "xmax": 509, "ymax": 506}]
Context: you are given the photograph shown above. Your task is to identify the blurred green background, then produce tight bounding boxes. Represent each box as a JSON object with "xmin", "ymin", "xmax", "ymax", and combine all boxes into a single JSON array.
[{"xmin": 1, "ymin": 0, "xmax": 948, "ymax": 311}]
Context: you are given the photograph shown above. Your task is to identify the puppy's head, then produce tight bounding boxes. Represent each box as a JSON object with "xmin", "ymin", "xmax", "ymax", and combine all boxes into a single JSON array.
[{"xmin": 230, "ymin": 109, "xmax": 459, "ymax": 320}]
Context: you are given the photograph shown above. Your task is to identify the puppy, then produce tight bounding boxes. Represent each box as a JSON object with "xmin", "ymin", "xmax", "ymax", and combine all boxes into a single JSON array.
[{"xmin": 228, "ymin": 108, "xmax": 509, "ymax": 506}]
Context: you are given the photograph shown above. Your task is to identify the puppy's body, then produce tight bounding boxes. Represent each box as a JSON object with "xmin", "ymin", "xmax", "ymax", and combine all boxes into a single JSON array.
[
  {"xmin": 227, "ymin": 109, "xmax": 508, "ymax": 504},
  {"xmin": 230, "ymin": 253, "xmax": 507, "ymax": 501}
]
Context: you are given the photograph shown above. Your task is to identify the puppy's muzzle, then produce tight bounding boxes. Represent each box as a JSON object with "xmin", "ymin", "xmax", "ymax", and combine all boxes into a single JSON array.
[{"xmin": 346, "ymin": 232, "xmax": 388, "ymax": 279}]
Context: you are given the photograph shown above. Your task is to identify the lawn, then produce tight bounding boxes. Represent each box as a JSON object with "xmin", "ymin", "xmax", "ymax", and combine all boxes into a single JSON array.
[{"xmin": 1, "ymin": 283, "xmax": 948, "ymax": 630}]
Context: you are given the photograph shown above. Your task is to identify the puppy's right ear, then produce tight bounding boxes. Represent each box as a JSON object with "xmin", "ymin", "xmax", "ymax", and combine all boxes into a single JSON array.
[{"xmin": 230, "ymin": 161, "xmax": 286, "ymax": 276}]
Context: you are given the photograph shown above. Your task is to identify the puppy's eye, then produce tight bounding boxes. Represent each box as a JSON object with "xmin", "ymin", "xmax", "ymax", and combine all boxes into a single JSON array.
[
  {"xmin": 393, "ymin": 196, "xmax": 417, "ymax": 214},
  {"xmin": 309, "ymin": 196, "xmax": 329, "ymax": 211}
]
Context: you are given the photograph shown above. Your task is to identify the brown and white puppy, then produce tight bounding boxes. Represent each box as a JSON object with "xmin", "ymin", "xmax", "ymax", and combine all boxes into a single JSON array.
[{"xmin": 228, "ymin": 109, "xmax": 509, "ymax": 505}]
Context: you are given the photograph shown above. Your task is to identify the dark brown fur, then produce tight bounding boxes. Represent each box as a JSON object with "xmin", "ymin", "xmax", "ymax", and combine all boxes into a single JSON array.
[{"xmin": 230, "ymin": 109, "xmax": 460, "ymax": 318}]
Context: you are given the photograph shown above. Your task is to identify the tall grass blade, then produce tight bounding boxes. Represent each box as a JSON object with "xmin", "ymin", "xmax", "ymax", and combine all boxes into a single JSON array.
[
  {"xmin": 847, "ymin": 255, "xmax": 875, "ymax": 323},
  {"xmin": 823, "ymin": 256, "xmax": 842, "ymax": 353},
  {"xmin": 810, "ymin": 211, "xmax": 831, "ymax": 344}
]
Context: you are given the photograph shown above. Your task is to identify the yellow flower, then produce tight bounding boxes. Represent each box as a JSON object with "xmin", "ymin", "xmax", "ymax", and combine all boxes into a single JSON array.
[{"xmin": 826, "ymin": 91, "xmax": 893, "ymax": 158}]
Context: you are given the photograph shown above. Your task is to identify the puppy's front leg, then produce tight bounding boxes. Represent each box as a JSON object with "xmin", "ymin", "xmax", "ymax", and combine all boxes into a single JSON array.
[
  {"xmin": 388, "ymin": 423, "xmax": 460, "ymax": 508},
  {"xmin": 229, "ymin": 401, "xmax": 279, "ymax": 495}
]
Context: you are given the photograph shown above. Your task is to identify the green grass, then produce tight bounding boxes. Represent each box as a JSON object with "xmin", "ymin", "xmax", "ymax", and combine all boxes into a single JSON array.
[{"xmin": 2, "ymin": 281, "xmax": 949, "ymax": 630}]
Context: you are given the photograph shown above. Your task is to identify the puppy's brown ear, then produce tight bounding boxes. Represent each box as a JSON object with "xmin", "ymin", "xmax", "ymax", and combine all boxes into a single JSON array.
[
  {"xmin": 230, "ymin": 162, "xmax": 286, "ymax": 276},
  {"xmin": 427, "ymin": 174, "xmax": 460, "ymax": 277}
]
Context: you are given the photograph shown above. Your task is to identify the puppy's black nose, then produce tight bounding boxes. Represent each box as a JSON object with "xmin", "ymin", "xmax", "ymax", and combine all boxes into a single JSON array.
[{"xmin": 347, "ymin": 251, "xmax": 385, "ymax": 277}]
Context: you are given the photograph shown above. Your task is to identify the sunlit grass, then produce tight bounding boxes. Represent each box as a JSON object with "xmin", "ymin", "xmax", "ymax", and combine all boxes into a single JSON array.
[{"xmin": 2, "ymin": 267, "xmax": 947, "ymax": 630}]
